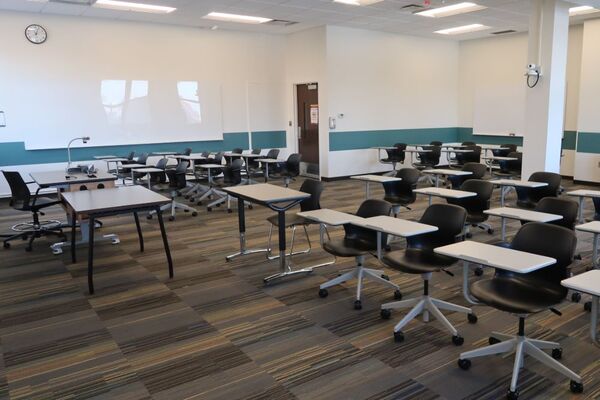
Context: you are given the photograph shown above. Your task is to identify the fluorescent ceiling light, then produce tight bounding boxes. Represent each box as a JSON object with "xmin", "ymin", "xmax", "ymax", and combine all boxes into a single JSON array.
[
  {"xmin": 93, "ymin": 0, "xmax": 176, "ymax": 14},
  {"xmin": 569, "ymin": 5, "xmax": 599, "ymax": 16},
  {"xmin": 416, "ymin": 2, "xmax": 486, "ymax": 18},
  {"xmin": 333, "ymin": 0, "xmax": 384, "ymax": 5},
  {"xmin": 204, "ymin": 12, "xmax": 272, "ymax": 24},
  {"xmin": 435, "ymin": 23, "xmax": 489, "ymax": 35}
]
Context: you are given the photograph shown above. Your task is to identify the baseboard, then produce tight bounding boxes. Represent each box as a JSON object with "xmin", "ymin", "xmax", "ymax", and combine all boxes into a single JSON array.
[{"xmin": 573, "ymin": 179, "xmax": 600, "ymax": 187}]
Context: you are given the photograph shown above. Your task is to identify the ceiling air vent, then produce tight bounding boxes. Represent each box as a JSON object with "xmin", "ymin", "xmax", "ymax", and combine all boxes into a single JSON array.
[
  {"xmin": 265, "ymin": 19, "xmax": 298, "ymax": 27},
  {"xmin": 491, "ymin": 30, "xmax": 517, "ymax": 35}
]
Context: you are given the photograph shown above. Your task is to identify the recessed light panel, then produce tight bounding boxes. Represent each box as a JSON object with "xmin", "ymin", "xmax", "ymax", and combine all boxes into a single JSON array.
[
  {"xmin": 93, "ymin": 0, "xmax": 176, "ymax": 14},
  {"xmin": 435, "ymin": 24, "xmax": 490, "ymax": 35},
  {"xmin": 204, "ymin": 12, "xmax": 272, "ymax": 24},
  {"xmin": 416, "ymin": 2, "xmax": 486, "ymax": 18}
]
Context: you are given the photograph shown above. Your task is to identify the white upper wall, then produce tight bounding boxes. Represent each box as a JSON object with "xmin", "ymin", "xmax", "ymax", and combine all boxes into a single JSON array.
[
  {"xmin": 326, "ymin": 25, "xmax": 460, "ymax": 132},
  {"xmin": 577, "ymin": 18, "xmax": 600, "ymax": 133}
]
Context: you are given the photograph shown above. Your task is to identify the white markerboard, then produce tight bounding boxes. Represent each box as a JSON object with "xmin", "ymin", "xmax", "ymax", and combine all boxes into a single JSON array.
[{"xmin": 473, "ymin": 85, "xmax": 526, "ymax": 137}]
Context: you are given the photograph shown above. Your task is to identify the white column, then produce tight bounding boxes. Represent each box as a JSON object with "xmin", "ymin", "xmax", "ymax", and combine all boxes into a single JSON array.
[{"xmin": 522, "ymin": 0, "xmax": 570, "ymax": 178}]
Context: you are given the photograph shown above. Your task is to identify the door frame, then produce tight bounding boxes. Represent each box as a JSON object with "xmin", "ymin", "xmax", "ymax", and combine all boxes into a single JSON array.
[{"xmin": 293, "ymin": 82, "xmax": 320, "ymax": 179}]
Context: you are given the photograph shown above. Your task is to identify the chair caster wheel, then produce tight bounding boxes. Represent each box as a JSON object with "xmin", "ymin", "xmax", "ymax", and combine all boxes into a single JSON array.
[
  {"xmin": 570, "ymin": 380, "xmax": 583, "ymax": 394},
  {"xmin": 227, "ymin": 209, "xmax": 233, "ymax": 214},
  {"xmin": 551, "ymin": 348, "xmax": 562, "ymax": 360},
  {"xmin": 354, "ymin": 300, "xmax": 362, "ymax": 310},
  {"xmin": 168, "ymin": 216, "xmax": 175, "ymax": 222},
  {"xmin": 318, "ymin": 288, "xmax": 328, "ymax": 298},
  {"xmin": 248, "ymin": 205, "xmax": 253, "ymax": 209},
  {"xmin": 394, "ymin": 331, "xmax": 404, "ymax": 343},
  {"xmin": 380, "ymin": 309, "xmax": 391, "ymax": 319},
  {"xmin": 584, "ymin": 301, "xmax": 592, "ymax": 312},
  {"xmin": 147, "ymin": 215, "xmax": 153, "ymax": 220},
  {"xmin": 184, "ymin": 209, "xmax": 189, "ymax": 213},
  {"xmin": 452, "ymin": 335, "xmax": 464, "ymax": 346},
  {"xmin": 458, "ymin": 359, "xmax": 471, "ymax": 370},
  {"xmin": 393, "ymin": 290, "xmax": 402, "ymax": 300},
  {"xmin": 191, "ymin": 212, "xmax": 198, "ymax": 217},
  {"xmin": 489, "ymin": 337, "xmax": 501, "ymax": 345},
  {"xmin": 487, "ymin": 228, "xmax": 494, "ymax": 234},
  {"xmin": 381, "ymin": 274, "xmax": 390, "ymax": 281},
  {"xmin": 507, "ymin": 389, "xmax": 519, "ymax": 400},
  {"xmin": 571, "ymin": 292, "xmax": 582, "ymax": 303},
  {"xmin": 207, "ymin": 207, "xmax": 212, "ymax": 212},
  {"xmin": 466, "ymin": 232, "xmax": 473, "ymax": 239},
  {"xmin": 467, "ymin": 313, "xmax": 478, "ymax": 324},
  {"xmin": 474, "ymin": 267, "xmax": 484, "ymax": 277},
  {"xmin": 3, "ymin": 242, "xmax": 10, "ymax": 249}
]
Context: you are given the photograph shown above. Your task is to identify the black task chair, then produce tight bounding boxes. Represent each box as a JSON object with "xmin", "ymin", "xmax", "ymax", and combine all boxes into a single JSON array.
[
  {"xmin": 380, "ymin": 204, "xmax": 475, "ymax": 344},
  {"xmin": 148, "ymin": 161, "xmax": 198, "ymax": 221},
  {"xmin": 430, "ymin": 141, "xmax": 443, "ymax": 146},
  {"xmin": 447, "ymin": 179, "xmax": 494, "ymax": 237},
  {"xmin": 457, "ymin": 223, "xmax": 583, "ymax": 399},
  {"xmin": 380, "ymin": 143, "xmax": 407, "ymax": 175},
  {"xmin": 515, "ymin": 171, "xmax": 561, "ymax": 209},
  {"xmin": 119, "ymin": 152, "xmax": 149, "ymax": 184},
  {"xmin": 461, "ymin": 141, "xmax": 476, "ymax": 146},
  {"xmin": 318, "ymin": 199, "xmax": 401, "ymax": 310},
  {"xmin": 491, "ymin": 144, "xmax": 518, "ymax": 157},
  {"xmin": 448, "ymin": 163, "xmax": 486, "ymax": 189},
  {"xmin": 249, "ymin": 149, "xmax": 279, "ymax": 178},
  {"xmin": 270, "ymin": 153, "xmax": 301, "ymax": 187},
  {"xmin": 2, "ymin": 171, "xmax": 65, "ymax": 251},
  {"xmin": 382, "ymin": 168, "xmax": 419, "ymax": 216},
  {"xmin": 206, "ymin": 159, "xmax": 244, "ymax": 212},
  {"xmin": 137, "ymin": 158, "xmax": 168, "ymax": 187},
  {"xmin": 266, "ymin": 179, "xmax": 328, "ymax": 264},
  {"xmin": 413, "ymin": 145, "xmax": 441, "ymax": 170},
  {"xmin": 493, "ymin": 151, "xmax": 522, "ymax": 178},
  {"xmin": 225, "ymin": 148, "xmax": 244, "ymax": 165}
]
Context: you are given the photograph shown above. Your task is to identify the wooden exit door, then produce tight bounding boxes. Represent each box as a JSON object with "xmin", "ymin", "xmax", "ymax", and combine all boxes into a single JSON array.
[{"xmin": 296, "ymin": 83, "xmax": 319, "ymax": 174}]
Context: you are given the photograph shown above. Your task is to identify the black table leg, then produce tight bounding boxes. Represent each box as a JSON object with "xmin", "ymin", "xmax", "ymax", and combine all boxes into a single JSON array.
[
  {"xmin": 88, "ymin": 215, "xmax": 95, "ymax": 295},
  {"xmin": 278, "ymin": 210, "xmax": 286, "ymax": 267},
  {"xmin": 156, "ymin": 206, "xmax": 173, "ymax": 278},
  {"xmin": 225, "ymin": 196, "xmax": 268, "ymax": 261},
  {"xmin": 133, "ymin": 212, "xmax": 144, "ymax": 252},
  {"xmin": 71, "ymin": 213, "xmax": 77, "ymax": 263}
]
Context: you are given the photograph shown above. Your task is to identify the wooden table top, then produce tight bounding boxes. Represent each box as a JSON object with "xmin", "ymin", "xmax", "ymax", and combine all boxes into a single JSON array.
[
  {"xmin": 61, "ymin": 186, "xmax": 170, "ymax": 214},
  {"xmin": 31, "ymin": 171, "xmax": 117, "ymax": 187}
]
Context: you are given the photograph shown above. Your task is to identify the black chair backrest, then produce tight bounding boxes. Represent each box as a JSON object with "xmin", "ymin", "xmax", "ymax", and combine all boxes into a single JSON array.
[
  {"xmin": 126, "ymin": 151, "xmax": 135, "ymax": 161},
  {"xmin": 463, "ymin": 162, "xmax": 486, "ymax": 179},
  {"xmin": 383, "ymin": 168, "xmax": 419, "ymax": 204},
  {"xmin": 299, "ymin": 179, "xmax": 324, "ymax": 212},
  {"xmin": 232, "ymin": 148, "xmax": 243, "ymax": 154},
  {"xmin": 461, "ymin": 141, "xmax": 476, "ymax": 146},
  {"xmin": 213, "ymin": 152, "xmax": 224, "ymax": 164},
  {"xmin": 407, "ymin": 204, "xmax": 467, "ymax": 250},
  {"xmin": 463, "ymin": 145, "xmax": 481, "ymax": 163},
  {"xmin": 430, "ymin": 141, "xmax": 443, "ymax": 146},
  {"xmin": 385, "ymin": 143, "xmax": 407, "ymax": 163},
  {"xmin": 344, "ymin": 199, "xmax": 392, "ymax": 248},
  {"xmin": 285, "ymin": 153, "xmax": 302, "ymax": 177},
  {"xmin": 492, "ymin": 144, "xmax": 518, "ymax": 157},
  {"xmin": 137, "ymin": 152, "xmax": 149, "ymax": 165},
  {"xmin": 151, "ymin": 158, "xmax": 169, "ymax": 184},
  {"xmin": 223, "ymin": 159, "xmax": 243, "ymax": 185},
  {"xmin": 266, "ymin": 149, "xmax": 280, "ymax": 159},
  {"xmin": 528, "ymin": 171, "xmax": 561, "ymax": 200},
  {"xmin": 183, "ymin": 148, "xmax": 192, "ymax": 156},
  {"xmin": 508, "ymin": 223, "xmax": 576, "ymax": 292},
  {"xmin": 166, "ymin": 161, "xmax": 189, "ymax": 190},
  {"xmin": 252, "ymin": 148, "xmax": 261, "ymax": 155},
  {"xmin": 2, "ymin": 171, "xmax": 32, "ymax": 209},
  {"xmin": 533, "ymin": 197, "xmax": 578, "ymax": 230},
  {"xmin": 419, "ymin": 145, "xmax": 441, "ymax": 166},
  {"xmin": 499, "ymin": 151, "xmax": 522, "ymax": 174},
  {"xmin": 447, "ymin": 179, "xmax": 493, "ymax": 215},
  {"xmin": 201, "ymin": 151, "xmax": 210, "ymax": 158}
]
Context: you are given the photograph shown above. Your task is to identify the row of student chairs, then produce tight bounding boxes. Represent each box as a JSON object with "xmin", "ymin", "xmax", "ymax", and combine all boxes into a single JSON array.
[{"xmin": 283, "ymin": 174, "xmax": 584, "ymax": 399}]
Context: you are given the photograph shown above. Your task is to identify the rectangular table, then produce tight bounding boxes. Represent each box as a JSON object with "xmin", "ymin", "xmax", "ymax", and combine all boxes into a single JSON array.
[
  {"xmin": 566, "ymin": 189, "xmax": 600, "ymax": 223},
  {"xmin": 422, "ymin": 169, "xmax": 472, "ymax": 187},
  {"xmin": 133, "ymin": 167, "xmax": 164, "ymax": 189},
  {"xmin": 256, "ymin": 159, "xmax": 284, "ymax": 182},
  {"xmin": 350, "ymin": 174, "xmax": 402, "ymax": 199},
  {"xmin": 576, "ymin": 221, "xmax": 600, "ymax": 269},
  {"xmin": 61, "ymin": 186, "xmax": 172, "ymax": 294},
  {"xmin": 484, "ymin": 207, "xmax": 562, "ymax": 241},
  {"xmin": 435, "ymin": 240, "xmax": 556, "ymax": 304},
  {"xmin": 491, "ymin": 179, "xmax": 548, "ymax": 207},
  {"xmin": 224, "ymin": 184, "xmax": 311, "ymax": 283},
  {"xmin": 414, "ymin": 187, "xmax": 476, "ymax": 206},
  {"xmin": 562, "ymin": 270, "xmax": 600, "ymax": 342}
]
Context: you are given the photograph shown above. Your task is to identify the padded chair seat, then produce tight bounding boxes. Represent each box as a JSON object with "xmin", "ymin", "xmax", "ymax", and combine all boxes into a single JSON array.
[
  {"xmin": 466, "ymin": 212, "xmax": 488, "ymax": 224},
  {"xmin": 384, "ymin": 195, "xmax": 413, "ymax": 206},
  {"xmin": 470, "ymin": 276, "xmax": 567, "ymax": 314},
  {"xmin": 323, "ymin": 238, "xmax": 375, "ymax": 258},
  {"xmin": 516, "ymin": 199, "xmax": 536, "ymax": 209},
  {"xmin": 19, "ymin": 197, "xmax": 62, "ymax": 211},
  {"xmin": 382, "ymin": 248, "xmax": 457, "ymax": 274},
  {"xmin": 266, "ymin": 214, "xmax": 313, "ymax": 227}
]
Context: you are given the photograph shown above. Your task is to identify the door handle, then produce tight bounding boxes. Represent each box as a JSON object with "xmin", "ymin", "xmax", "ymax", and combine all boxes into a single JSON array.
[{"xmin": 298, "ymin": 127, "xmax": 302, "ymax": 139}]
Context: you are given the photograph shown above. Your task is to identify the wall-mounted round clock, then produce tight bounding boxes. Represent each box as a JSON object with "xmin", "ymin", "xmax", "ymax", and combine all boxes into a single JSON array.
[{"xmin": 25, "ymin": 24, "xmax": 47, "ymax": 44}]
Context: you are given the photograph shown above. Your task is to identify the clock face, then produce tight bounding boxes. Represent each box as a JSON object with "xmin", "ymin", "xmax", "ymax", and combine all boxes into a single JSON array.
[{"xmin": 25, "ymin": 24, "xmax": 47, "ymax": 44}]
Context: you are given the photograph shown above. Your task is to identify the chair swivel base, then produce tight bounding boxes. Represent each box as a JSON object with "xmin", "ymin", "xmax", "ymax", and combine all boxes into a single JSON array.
[
  {"xmin": 50, "ymin": 234, "xmax": 120, "ymax": 255},
  {"xmin": 148, "ymin": 200, "xmax": 198, "ymax": 221},
  {"xmin": 318, "ymin": 261, "xmax": 401, "ymax": 310},
  {"xmin": 4, "ymin": 228, "xmax": 65, "ymax": 252},
  {"xmin": 458, "ymin": 330, "xmax": 583, "ymax": 399}
]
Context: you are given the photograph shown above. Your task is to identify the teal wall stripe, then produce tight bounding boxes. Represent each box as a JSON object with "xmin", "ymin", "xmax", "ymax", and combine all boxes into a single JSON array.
[
  {"xmin": 329, "ymin": 128, "xmax": 459, "ymax": 151},
  {"xmin": 251, "ymin": 130, "xmax": 287, "ymax": 149},
  {"xmin": 0, "ymin": 131, "xmax": 283, "ymax": 167},
  {"xmin": 576, "ymin": 132, "xmax": 600, "ymax": 154},
  {"xmin": 563, "ymin": 130, "xmax": 577, "ymax": 151}
]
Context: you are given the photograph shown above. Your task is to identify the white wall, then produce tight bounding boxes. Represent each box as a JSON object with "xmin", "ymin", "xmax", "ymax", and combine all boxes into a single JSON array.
[
  {"xmin": 575, "ymin": 19, "xmax": 600, "ymax": 182},
  {"xmin": 325, "ymin": 26, "xmax": 460, "ymax": 178}
]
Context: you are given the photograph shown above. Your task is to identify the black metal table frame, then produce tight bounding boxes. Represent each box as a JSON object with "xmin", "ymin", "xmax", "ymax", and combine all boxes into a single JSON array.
[{"xmin": 69, "ymin": 204, "xmax": 173, "ymax": 294}]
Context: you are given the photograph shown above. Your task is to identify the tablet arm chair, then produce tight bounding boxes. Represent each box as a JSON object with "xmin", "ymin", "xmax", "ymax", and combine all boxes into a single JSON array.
[
  {"xmin": 318, "ymin": 199, "xmax": 402, "ymax": 310},
  {"xmin": 147, "ymin": 161, "xmax": 198, "ymax": 221},
  {"xmin": 457, "ymin": 223, "xmax": 583, "ymax": 399},
  {"xmin": 515, "ymin": 171, "xmax": 561, "ymax": 209},
  {"xmin": 266, "ymin": 179, "xmax": 329, "ymax": 265},
  {"xmin": 380, "ymin": 143, "xmax": 407, "ymax": 176},
  {"xmin": 447, "ymin": 179, "xmax": 494, "ymax": 238},
  {"xmin": 382, "ymin": 168, "xmax": 419, "ymax": 216},
  {"xmin": 448, "ymin": 162, "xmax": 486, "ymax": 189},
  {"xmin": 493, "ymin": 151, "xmax": 522, "ymax": 179},
  {"xmin": 430, "ymin": 141, "xmax": 443, "ymax": 146},
  {"xmin": 491, "ymin": 144, "xmax": 518, "ymax": 157},
  {"xmin": 250, "ymin": 149, "xmax": 279, "ymax": 178},
  {"xmin": 379, "ymin": 204, "xmax": 475, "ymax": 344},
  {"xmin": 2, "ymin": 171, "xmax": 65, "ymax": 251},
  {"xmin": 270, "ymin": 153, "xmax": 301, "ymax": 187},
  {"xmin": 206, "ymin": 159, "xmax": 244, "ymax": 213}
]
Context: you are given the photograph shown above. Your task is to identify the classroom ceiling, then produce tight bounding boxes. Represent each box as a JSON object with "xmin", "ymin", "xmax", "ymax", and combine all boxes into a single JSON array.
[{"xmin": 1, "ymin": 0, "xmax": 599, "ymax": 40}]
